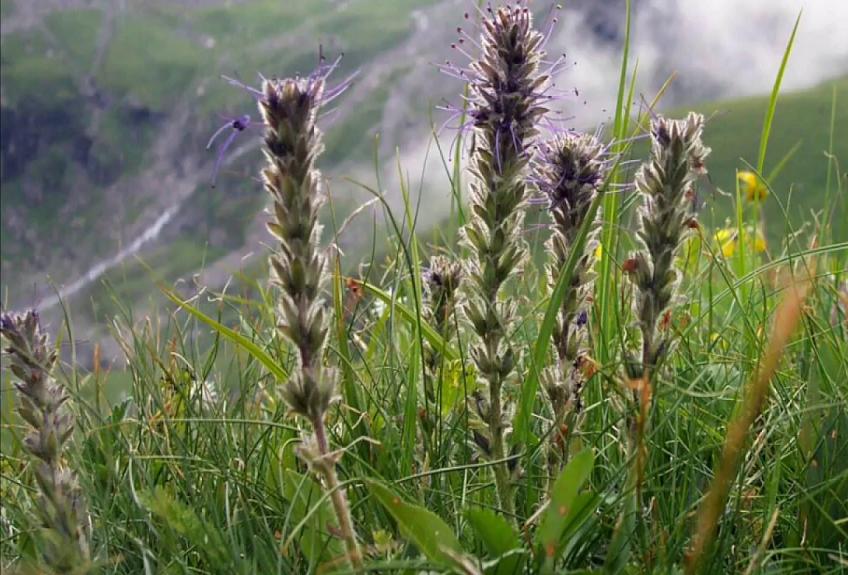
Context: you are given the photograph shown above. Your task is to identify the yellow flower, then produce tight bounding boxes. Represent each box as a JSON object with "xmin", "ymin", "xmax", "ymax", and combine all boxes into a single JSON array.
[
  {"xmin": 752, "ymin": 227, "xmax": 767, "ymax": 253},
  {"xmin": 715, "ymin": 228, "xmax": 737, "ymax": 258},
  {"xmin": 737, "ymin": 171, "xmax": 768, "ymax": 202},
  {"xmin": 714, "ymin": 225, "xmax": 767, "ymax": 258},
  {"xmin": 594, "ymin": 242, "xmax": 603, "ymax": 259}
]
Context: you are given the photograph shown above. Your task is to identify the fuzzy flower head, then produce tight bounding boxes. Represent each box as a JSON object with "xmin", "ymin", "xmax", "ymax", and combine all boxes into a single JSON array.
[
  {"xmin": 630, "ymin": 112, "xmax": 710, "ymax": 371},
  {"xmin": 209, "ymin": 53, "xmax": 352, "ymax": 187},
  {"xmin": 468, "ymin": 3, "xmax": 549, "ymax": 160},
  {"xmin": 1, "ymin": 311, "xmax": 60, "ymax": 410},
  {"xmin": 251, "ymin": 56, "xmax": 352, "ymax": 422},
  {"xmin": 1, "ymin": 310, "xmax": 91, "ymax": 569},
  {"xmin": 0, "ymin": 310, "xmax": 71, "ymax": 462},
  {"xmin": 635, "ymin": 113, "xmax": 710, "ymax": 262},
  {"xmin": 423, "ymin": 256, "xmax": 463, "ymax": 311},
  {"xmin": 535, "ymin": 131, "xmax": 609, "ymax": 242}
]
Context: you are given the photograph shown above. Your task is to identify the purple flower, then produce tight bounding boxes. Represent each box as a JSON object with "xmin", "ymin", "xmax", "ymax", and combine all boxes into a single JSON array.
[{"xmin": 207, "ymin": 51, "xmax": 355, "ymax": 187}]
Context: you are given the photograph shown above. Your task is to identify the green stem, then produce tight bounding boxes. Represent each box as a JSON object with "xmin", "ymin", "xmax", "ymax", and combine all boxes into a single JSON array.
[
  {"xmin": 488, "ymin": 379, "xmax": 515, "ymax": 518},
  {"xmin": 312, "ymin": 415, "xmax": 364, "ymax": 571}
]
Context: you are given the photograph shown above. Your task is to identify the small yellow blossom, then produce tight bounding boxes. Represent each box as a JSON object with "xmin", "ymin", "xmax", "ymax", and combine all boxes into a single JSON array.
[
  {"xmin": 594, "ymin": 242, "xmax": 603, "ymax": 259},
  {"xmin": 737, "ymin": 171, "xmax": 768, "ymax": 202},
  {"xmin": 752, "ymin": 227, "xmax": 767, "ymax": 253},
  {"xmin": 715, "ymin": 228, "xmax": 737, "ymax": 257},
  {"xmin": 714, "ymin": 225, "xmax": 767, "ymax": 258}
]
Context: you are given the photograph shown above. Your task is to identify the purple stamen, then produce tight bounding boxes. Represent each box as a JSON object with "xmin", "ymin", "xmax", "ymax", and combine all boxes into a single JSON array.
[
  {"xmin": 207, "ymin": 114, "xmax": 251, "ymax": 187},
  {"xmin": 208, "ymin": 50, "xmax": 353, "ymax": 188},
  {"xmin": 322, "ymin": 70, "xmax": 357, "ymax": 106},
  {"xmin": 221, "ymin": 75, "xmax": 263, "ymax": 99}
]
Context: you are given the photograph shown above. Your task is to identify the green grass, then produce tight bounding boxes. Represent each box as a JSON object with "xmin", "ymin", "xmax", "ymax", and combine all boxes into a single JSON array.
[
  {"xmin": 687, "ymin": 76, "xmax": 848, "ymax": 242},
  {"xmin": 100, "ymin": 12, "xmax": 211, "ymax": 110},
  {"xmin": 188, "ymin": 0, "xmax": 329, "ymax": 48},
  {"xmin": 4, "ymin": 164, "xmax": 845, "ymax": 574},
  {"xmin": 0, "ymin": 30, "xmax": 79, "ymax": 106},
  {"xmin": 45, "ymin": 9, "xmax": 103, "ymax": 68}
]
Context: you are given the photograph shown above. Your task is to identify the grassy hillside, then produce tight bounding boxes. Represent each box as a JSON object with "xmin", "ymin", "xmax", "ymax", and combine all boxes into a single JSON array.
[
  {"xmin": 1, "ymin": 0, "xmax": 440, "ymax": 308},
  {"xmin": 689, "ymin": 75, "xmax": 846, "ymax": 243}
]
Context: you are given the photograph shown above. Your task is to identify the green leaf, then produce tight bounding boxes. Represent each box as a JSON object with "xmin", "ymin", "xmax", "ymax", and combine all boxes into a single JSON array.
[
  {"xmin": 757, "ymin": 11, "xmax": 801, "ymax": 173},
  {"xmin": 156, "ymin": 280, "xmax": 288, "ymax": 383},
  {"xmin": 596, "ymin": 0, "xmax": 633, "ymax": 368},
  {"xmin": 401, "ymin": 339, "xmax": 420, "ymax": 476},
  {"xmin": 439, "ymin": 360, "xmax": 477, "ymax": 417},
  {"xmin": 331, "ymin": 255, "xmax": 368, "ymax": 444},
  {"xmin": 604, "ymin": 483, "xmax": 637, "ymax": 574},
  {"xmin": 367, "ymin": 480, "xmax": 470, "ymax": 570},
  {"xmin": 536, "ymin": 450, "xmax": 594, "ymax": 566},
  {"xmin": 281, "ymin": 470, "xmax": 344, "ymax": 566},
  {"xmin": 139, "ymin": 487, "xmax": 230, "ymax": 567},
  {"xmin": 466, "ymin": 508, "xmax": 523, "ymax": 575}
]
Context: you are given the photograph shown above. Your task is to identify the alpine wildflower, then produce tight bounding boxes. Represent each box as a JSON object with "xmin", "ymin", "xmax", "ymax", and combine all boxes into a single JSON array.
[
  {"xmin": 220, "ymin": 55, "xmax": 363, "ymax": 569},
  {"xmin": 714, "ymin": 225, "xmax": 767, "ymax": 259},
  {"xmin": 715, "ymin": 227, "xmax": 737, "ymax": 258},
  {"xmin": 419, "ymin": 255, "xmax": 464, "ymax": 455},
  {"xmin": 449, "ymin": 2, "xmax": 552, "ymax": 517},
  {"xmin": 422, "ymin": 256, "xmax": 463, "ymax": 404},
  {"xmin": 738, "ymin": 170, "xmax": 768, "ymax": 202},
  {"xmin": 1, "ymin": 311, "xmax": 92, "ymax": 574},
  {"xmin": 533, "ymin": 131, "xmax": 609, "ymax": 482},
  {"xmin": 629, "ymin": 113, "xmax": 710, "ymax": 375}
]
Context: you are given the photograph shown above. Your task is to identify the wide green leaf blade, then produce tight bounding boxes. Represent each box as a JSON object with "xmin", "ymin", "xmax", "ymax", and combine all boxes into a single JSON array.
[
  {"xmin": 757, "ymin": 11, "xmax": 801, "ymax": 173},
  {"xmin": 158, "ymin": 282, "xmax": 288, "ymax": 382},
  {"xmin": 536, "ymin": 450, "xmax": 595, "ymax": 562},
  {"xmin": 281, "ymin": 470, "xmax": 344, "ymax": 566},
  {"xmin": 354, "ymin": 279, "xmax": 458, "ymax": 361},
  {"xmin": 367, "ymin": 480, "xmax": 469, "ymax": 570},
  {"xmin": 466, "ymin": 508, "xmax": 523, "ymax": 575},
  {"xmin": 139, "ymin": 487, "xmax": 231, "ymax": 567}
]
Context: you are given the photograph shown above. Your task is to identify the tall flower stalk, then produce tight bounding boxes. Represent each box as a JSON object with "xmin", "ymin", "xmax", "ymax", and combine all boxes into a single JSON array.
[
  {"xmin": 625, "ymin": 113, "xmax": 709, "ymax": 495},
  {"xmin": 421, "ymin": 256, "xmax": 463, "ymax": 430},
  {"xmin": 629, "ymin": 113, "xmax": 709, "ymax": 376},
  {"xmin": 534, "ymin": 132, "xmax": 608, "ymax": 484},
  {"xmin": 257, "ymin": 64, "xmax": 362, "ymax": 569},
  {"xmin": 1, "ymin": 311, "xmax": 92, "ymax": 574},
  {"xmin": 457, "ymin": 4, "xmax": 549, "ymax": 516}
]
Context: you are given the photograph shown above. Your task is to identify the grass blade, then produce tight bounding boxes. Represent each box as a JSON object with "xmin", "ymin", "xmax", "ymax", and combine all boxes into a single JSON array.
[
  {"xmin": 353, "ymin": 279, "xmax": 458, "ymax": 361},
  {"xmin": 536, "ymin": 450, "xmax": 594, "ymax": 573},
  {"xmin": 158, "ymin": 282, "xmax": 287, "ymax": 382},
  {"xmin": 514, "ymin": 190, "xmax": 605, "ymax": 445},
  {"xmin": 756, "ymin": 11, "xmax": 801, "ymax": 173}
]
